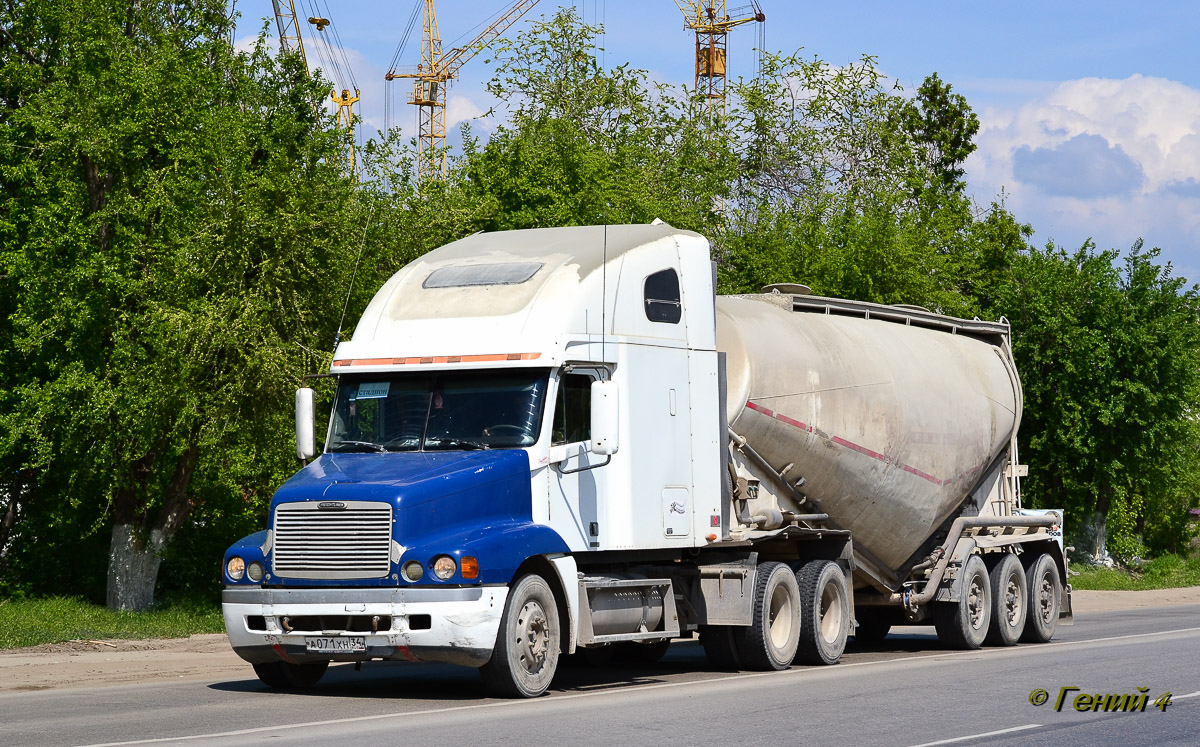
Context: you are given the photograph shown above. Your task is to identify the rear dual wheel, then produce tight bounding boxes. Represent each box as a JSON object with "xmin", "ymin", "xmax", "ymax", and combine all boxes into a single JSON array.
[
  {"xmin": 985, "ymin": 554, "xmax": 1027, "ymax": 646},
  {"xmin": 1021, "ymin": 553, "xmax": 1062, "ymax": 643},
  {"xmin": 934, "ymin": 554, "xmax": 991, "ymax": 649}
]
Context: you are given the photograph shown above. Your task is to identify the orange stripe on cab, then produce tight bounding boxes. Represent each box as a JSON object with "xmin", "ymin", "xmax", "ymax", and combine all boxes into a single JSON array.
[{"xmin": 332, "ymin": 352, "xmax": 541, "ymax": 367}]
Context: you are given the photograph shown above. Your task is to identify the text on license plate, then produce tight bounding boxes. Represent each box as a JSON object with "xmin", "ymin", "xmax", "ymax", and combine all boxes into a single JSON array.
[{"xmin": 304, "ymin": 636, "xmax": 366, "ymax": 653}]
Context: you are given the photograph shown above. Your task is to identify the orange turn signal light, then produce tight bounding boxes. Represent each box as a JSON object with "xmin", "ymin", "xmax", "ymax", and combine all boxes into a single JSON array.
[
  {"xmin": 461, "ymin": 556, "xmax": 479, "ymax": 579},
  {"xmin": 706, "ymin": 533, "xmax": 718, "ymax": 542}
]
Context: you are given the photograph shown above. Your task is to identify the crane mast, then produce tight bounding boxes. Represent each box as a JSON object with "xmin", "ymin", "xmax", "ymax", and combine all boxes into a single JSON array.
[
  {"xmin": 271, "ymin": 0, "xmax": 359, "ymax": 176},
  {"xmin": 674, "ymin": 1, "xmax": 765, "ymax": 129},
  {"xmin": 387, "ymin": 0, "xmax": 542, "ymax": 180}
]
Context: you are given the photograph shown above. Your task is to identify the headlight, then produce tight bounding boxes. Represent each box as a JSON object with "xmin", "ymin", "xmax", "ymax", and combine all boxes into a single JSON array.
[
  {"xmin": 226, "ymin": 556, "xmax": 245, "ymax": 581},
  {"xmin": 402, "ymin": 560, "xmax": 424, "ymax": 582},
  {"xmin": 247, "ymin": 561, "xmax": 264, "ymax": 582},
  {"xmin": 431, "ymin": 555, "xmax": 457, "ymax": 580}
]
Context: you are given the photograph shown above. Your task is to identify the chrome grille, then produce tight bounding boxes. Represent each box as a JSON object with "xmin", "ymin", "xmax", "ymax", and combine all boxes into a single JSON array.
[{"xmin": 272, "ymin": 501, "xmax": 393, "ymax": 579}]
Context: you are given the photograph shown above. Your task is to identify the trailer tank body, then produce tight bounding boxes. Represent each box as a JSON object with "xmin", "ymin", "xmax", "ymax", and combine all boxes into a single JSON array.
[{"xmin": 716, "ymin": 294, "xmax": 1021, "ymax": 585}]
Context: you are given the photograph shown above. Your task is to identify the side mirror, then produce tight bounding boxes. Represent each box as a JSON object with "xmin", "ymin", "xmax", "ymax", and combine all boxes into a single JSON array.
[
  {"xmin": 295, "ymin": 388, "xmax": 316, "ymax": 460},
  {"xmin": 590, "ymin": 380, "xmax": 619, "ymax": 455}
]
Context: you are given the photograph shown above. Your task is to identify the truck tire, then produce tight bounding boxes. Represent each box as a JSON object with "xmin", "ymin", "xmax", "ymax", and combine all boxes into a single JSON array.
[
  {"xmin": 481, "ymin": 574, "xmax": 560, "ymax": 698},
  {"xmin": 699, "ymin": 625, "xmax": 742, "ymax": 670},
  {"xmin": 851, "ymin": 610, "xmax": 892, "ymax": 644},
  {"xmin": 735, "ymin": 561, "xmax": 802, "ymax": 670},
  {"xmin": 1021, "ymin": 553, "xmax": 1062, "ymax": 643},
  {"xmin": 252, "ymin": 660, "xmax": 328, "ymax": 689},
  {"xmin": 933, "ymin": 555, "xmax": 991, "ymax": 650},
  {"xmin": 985, "ymin": 554, "xmax": 1027, "ymax": 646},
  {"xmin": 793, "ymin": 560, "xmax": 850, "ymax": 665}
]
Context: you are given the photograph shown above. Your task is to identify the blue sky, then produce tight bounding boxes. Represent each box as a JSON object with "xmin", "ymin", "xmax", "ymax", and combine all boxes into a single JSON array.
[{"xmin": 234, "ymin": 1, "xmax": 1200, "ymax": 283}]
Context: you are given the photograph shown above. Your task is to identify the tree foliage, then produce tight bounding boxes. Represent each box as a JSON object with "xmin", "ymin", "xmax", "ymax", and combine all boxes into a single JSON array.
[
  {"xmin": 997, "ymin": 242, "xmax": 1200, "ymax": 560},
  {"xmin": 0, "ymin": 0, "xmax": 374, "ymax": 608}
]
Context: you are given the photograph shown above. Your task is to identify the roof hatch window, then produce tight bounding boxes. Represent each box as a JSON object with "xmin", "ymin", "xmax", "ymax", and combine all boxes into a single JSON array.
[
  {"xmin": 644, "ymin": 268, "xmax": 682, "ymax": 324},
  {"xmin": 423, "ymin": 262, "xmax": 543, "ymax": 289}
]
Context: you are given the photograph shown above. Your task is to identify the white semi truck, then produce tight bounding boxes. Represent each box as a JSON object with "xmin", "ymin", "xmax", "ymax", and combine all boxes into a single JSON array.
[{"xmin": 221, "ymin": 223, "xmax": 1072, "ymax": 697}]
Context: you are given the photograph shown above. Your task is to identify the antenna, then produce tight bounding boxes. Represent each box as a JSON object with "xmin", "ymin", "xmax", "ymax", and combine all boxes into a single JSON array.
[{"xmin": 332, "ymin": 204, "xmax": 377, "ymax": 357}]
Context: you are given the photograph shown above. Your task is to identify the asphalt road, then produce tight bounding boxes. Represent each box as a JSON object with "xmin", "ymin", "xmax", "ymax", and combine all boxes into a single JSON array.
[{"xmin": 3, "ymin": 604, "xmax": 1197, "ymax": 747}]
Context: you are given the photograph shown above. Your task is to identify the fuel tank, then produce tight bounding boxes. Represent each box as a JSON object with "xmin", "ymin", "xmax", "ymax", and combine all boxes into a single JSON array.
[{"xmin": 716, "ymin": 294, "xmax": 1021, "ymax": 580}]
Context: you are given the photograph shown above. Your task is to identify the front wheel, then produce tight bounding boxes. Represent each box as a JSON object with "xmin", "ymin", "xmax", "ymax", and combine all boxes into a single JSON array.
[
  {"xmin": 252, "ymin": 660, "xmax": 328, "ymax": 689},
  {"xmin": 481, "ymin": 574, "xmax": 561, "ymax": 698}
]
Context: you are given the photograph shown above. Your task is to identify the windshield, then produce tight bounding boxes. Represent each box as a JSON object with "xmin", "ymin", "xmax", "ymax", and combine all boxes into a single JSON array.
[{"xmin": 327, "ymin": 370, "xmax": 549, "ymax": 453}]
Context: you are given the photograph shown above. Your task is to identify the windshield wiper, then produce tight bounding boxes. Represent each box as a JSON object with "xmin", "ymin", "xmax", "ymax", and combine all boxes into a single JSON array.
[
  {"xmin": 332, "ymin": 440, "xmax": 388, "ymax": 453},
  {"xmin": 426, "ymin": 437, "xmax": 491, "ymax": 451}
]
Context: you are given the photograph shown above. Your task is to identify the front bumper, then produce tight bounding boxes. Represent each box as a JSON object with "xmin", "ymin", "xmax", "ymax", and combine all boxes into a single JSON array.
[{"xmin": 222, "ymin": 586, "xmax": 508, "ymax": 668}]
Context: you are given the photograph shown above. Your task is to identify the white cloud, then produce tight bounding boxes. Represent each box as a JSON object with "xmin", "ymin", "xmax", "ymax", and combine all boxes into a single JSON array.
[{"xmin": 967, "ymin": 75, "xmax": 1200, "ymax": 282}]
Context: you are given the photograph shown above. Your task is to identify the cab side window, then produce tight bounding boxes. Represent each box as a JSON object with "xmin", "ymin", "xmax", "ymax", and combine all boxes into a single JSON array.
[
  {"xmin": 553, "ymin": 373, "xmax": 592, "ymax": 445},
  {"xmin": 644, "ymin": 268, "xmax": 682, "ymax": 324}
]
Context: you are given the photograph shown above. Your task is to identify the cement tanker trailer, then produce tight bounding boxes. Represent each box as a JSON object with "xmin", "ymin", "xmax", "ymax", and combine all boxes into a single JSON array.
[
  {"xmin": 221, "ymin": 224, "xmax": 1072, "ymax": 697},
  {"xmin": 715, "ymin": 291, "xmax": 1072, "ymax": 654}
]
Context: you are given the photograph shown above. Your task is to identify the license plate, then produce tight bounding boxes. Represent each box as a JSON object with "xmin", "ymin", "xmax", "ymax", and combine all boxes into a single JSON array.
[{"xmin": 304, "ymin": 636, "xmax": 366, "ymax": 653}]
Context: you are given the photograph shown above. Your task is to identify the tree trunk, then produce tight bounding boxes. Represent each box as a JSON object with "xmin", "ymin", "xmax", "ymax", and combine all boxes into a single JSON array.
[
  {"xmin": 105, "ymin": 442, "xmax": 199, "ymax": 611},
  {"xmin": 106, "ymin": 523, "xmax": 166, "ymax": 611},
  {"xmin": 1086, "ymin": 510, "xmax": 1108, "ymax": 562}
]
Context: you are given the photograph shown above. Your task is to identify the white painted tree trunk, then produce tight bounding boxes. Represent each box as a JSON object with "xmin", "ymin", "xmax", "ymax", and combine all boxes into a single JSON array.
[
  {"xmin": 107, "ymin": 524, "xmax": 167, "ymax": 611},
  {"xmin": 1086, "ymin": 510, "xmax": 1108, "ymax": 563}
]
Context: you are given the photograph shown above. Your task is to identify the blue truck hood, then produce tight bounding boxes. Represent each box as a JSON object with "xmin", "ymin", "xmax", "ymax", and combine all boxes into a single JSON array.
[{"xmin": 271, "ymin": 450, "xmax": 531, "ymax": 511}]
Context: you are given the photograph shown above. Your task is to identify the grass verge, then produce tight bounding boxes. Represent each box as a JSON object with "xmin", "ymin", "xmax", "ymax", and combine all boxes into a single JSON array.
[
  {"xmin": 1070, "ymin": 552, "xmax": 1200, "ymax": 591},
  {"xmin": 0, "ymin": 596, "xmax": 223, "ymax": 650}
]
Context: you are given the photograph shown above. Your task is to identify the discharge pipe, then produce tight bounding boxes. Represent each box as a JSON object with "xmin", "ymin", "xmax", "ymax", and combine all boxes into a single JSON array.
[{"xmin": 904, "ymin": 514, "xmax": 1056, "ymax": 608}]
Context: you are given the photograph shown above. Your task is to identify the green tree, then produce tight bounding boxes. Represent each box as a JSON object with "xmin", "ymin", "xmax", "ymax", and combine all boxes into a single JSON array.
[
  {"xmin": 997, "ymin": 241, "xmax": 1200, "ymax": 561},
  {"xmin": 0, "ymin": 0, "xmax": 366, "ymax": 608}
]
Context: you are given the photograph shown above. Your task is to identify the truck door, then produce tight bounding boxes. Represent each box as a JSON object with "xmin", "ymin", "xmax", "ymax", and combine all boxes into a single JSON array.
[{"xmin": 548, "ymin": 369, "xmax": 608, "ymax": 549}]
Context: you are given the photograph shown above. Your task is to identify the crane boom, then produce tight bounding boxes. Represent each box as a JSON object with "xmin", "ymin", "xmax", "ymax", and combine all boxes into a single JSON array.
[
  {"xmin": 441, "ymin": 0, "xmax": 541, "ymax": 81},
  {"xmin": 271, "ymin": 0, "xmax": 308, "ymax": 65},
  {"xmin": 387, "ymin": 0, "xmax": 542, "ymax": 180}
]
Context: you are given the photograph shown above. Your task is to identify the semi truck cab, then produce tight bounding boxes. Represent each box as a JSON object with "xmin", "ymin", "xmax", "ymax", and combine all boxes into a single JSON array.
[{"xmin": 222, "ymin": 224, "xmax": 727, "ymax": 695}]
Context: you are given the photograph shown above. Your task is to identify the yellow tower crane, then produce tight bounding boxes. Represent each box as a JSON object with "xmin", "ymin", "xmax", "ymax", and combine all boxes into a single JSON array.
[
  {"xmin": 271, "ymin": 0, "xmax": 360, "ymax": 175},
  {"xmin": 674, "ymin": 1, "xmax": 765, "ymax": 128},
  {"xmin": 386, "ymin": 0, "xmax": 542, "ymax": 180}
]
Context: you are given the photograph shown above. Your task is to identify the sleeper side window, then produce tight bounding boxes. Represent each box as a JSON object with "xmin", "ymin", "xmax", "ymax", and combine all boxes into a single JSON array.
[
  {"xmin": 553, "ymin": 373, "xmax": 593, "ymax": 445},
  {"xmin": 644, "ymin": 268, "xmax": 682, "ymax": 324}
]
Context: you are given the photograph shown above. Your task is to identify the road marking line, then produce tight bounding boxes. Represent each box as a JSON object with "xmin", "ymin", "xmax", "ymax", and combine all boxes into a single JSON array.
[
  {"xmin": 81, "ymin": 626, "xmax": 1200, "ymax": 747},
  {"xmin": 907, "ymin": 724, "xmax": 1041, "ymax": 747},
  {"xmin": 1175, "ymin": 690, "xmax": 1200, "ymax": 700}
]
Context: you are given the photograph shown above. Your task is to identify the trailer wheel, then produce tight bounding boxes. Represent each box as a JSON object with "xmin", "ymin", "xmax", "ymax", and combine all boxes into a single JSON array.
[
  {"xmin": 735, "ymin": 561, "xmax": 802, "ymax": 670},
  {"xmin": 481, "ymin": 574, "xmax": 560, "ymax": 698},
  {"xmin": 699, "ymin": 625, "xmax": 742, "ymax": 670},
  {"xmin": 794, "ymin": 560, "xmax": 850, "ymax": 665},
  {"xmin": 985, "ymin": 554, "xmax": 1027, "ymax": 646},
  {"xmin": 252, "ymin": 660, "xmax": 328, "ymax": 689},
  {"xmin": 933, "ymin": 555, "xmax": 991, "ymax": 650},
  {"xmin": 1021, "ymin": 553, "xmax": 1062, "ymax": 643}
]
